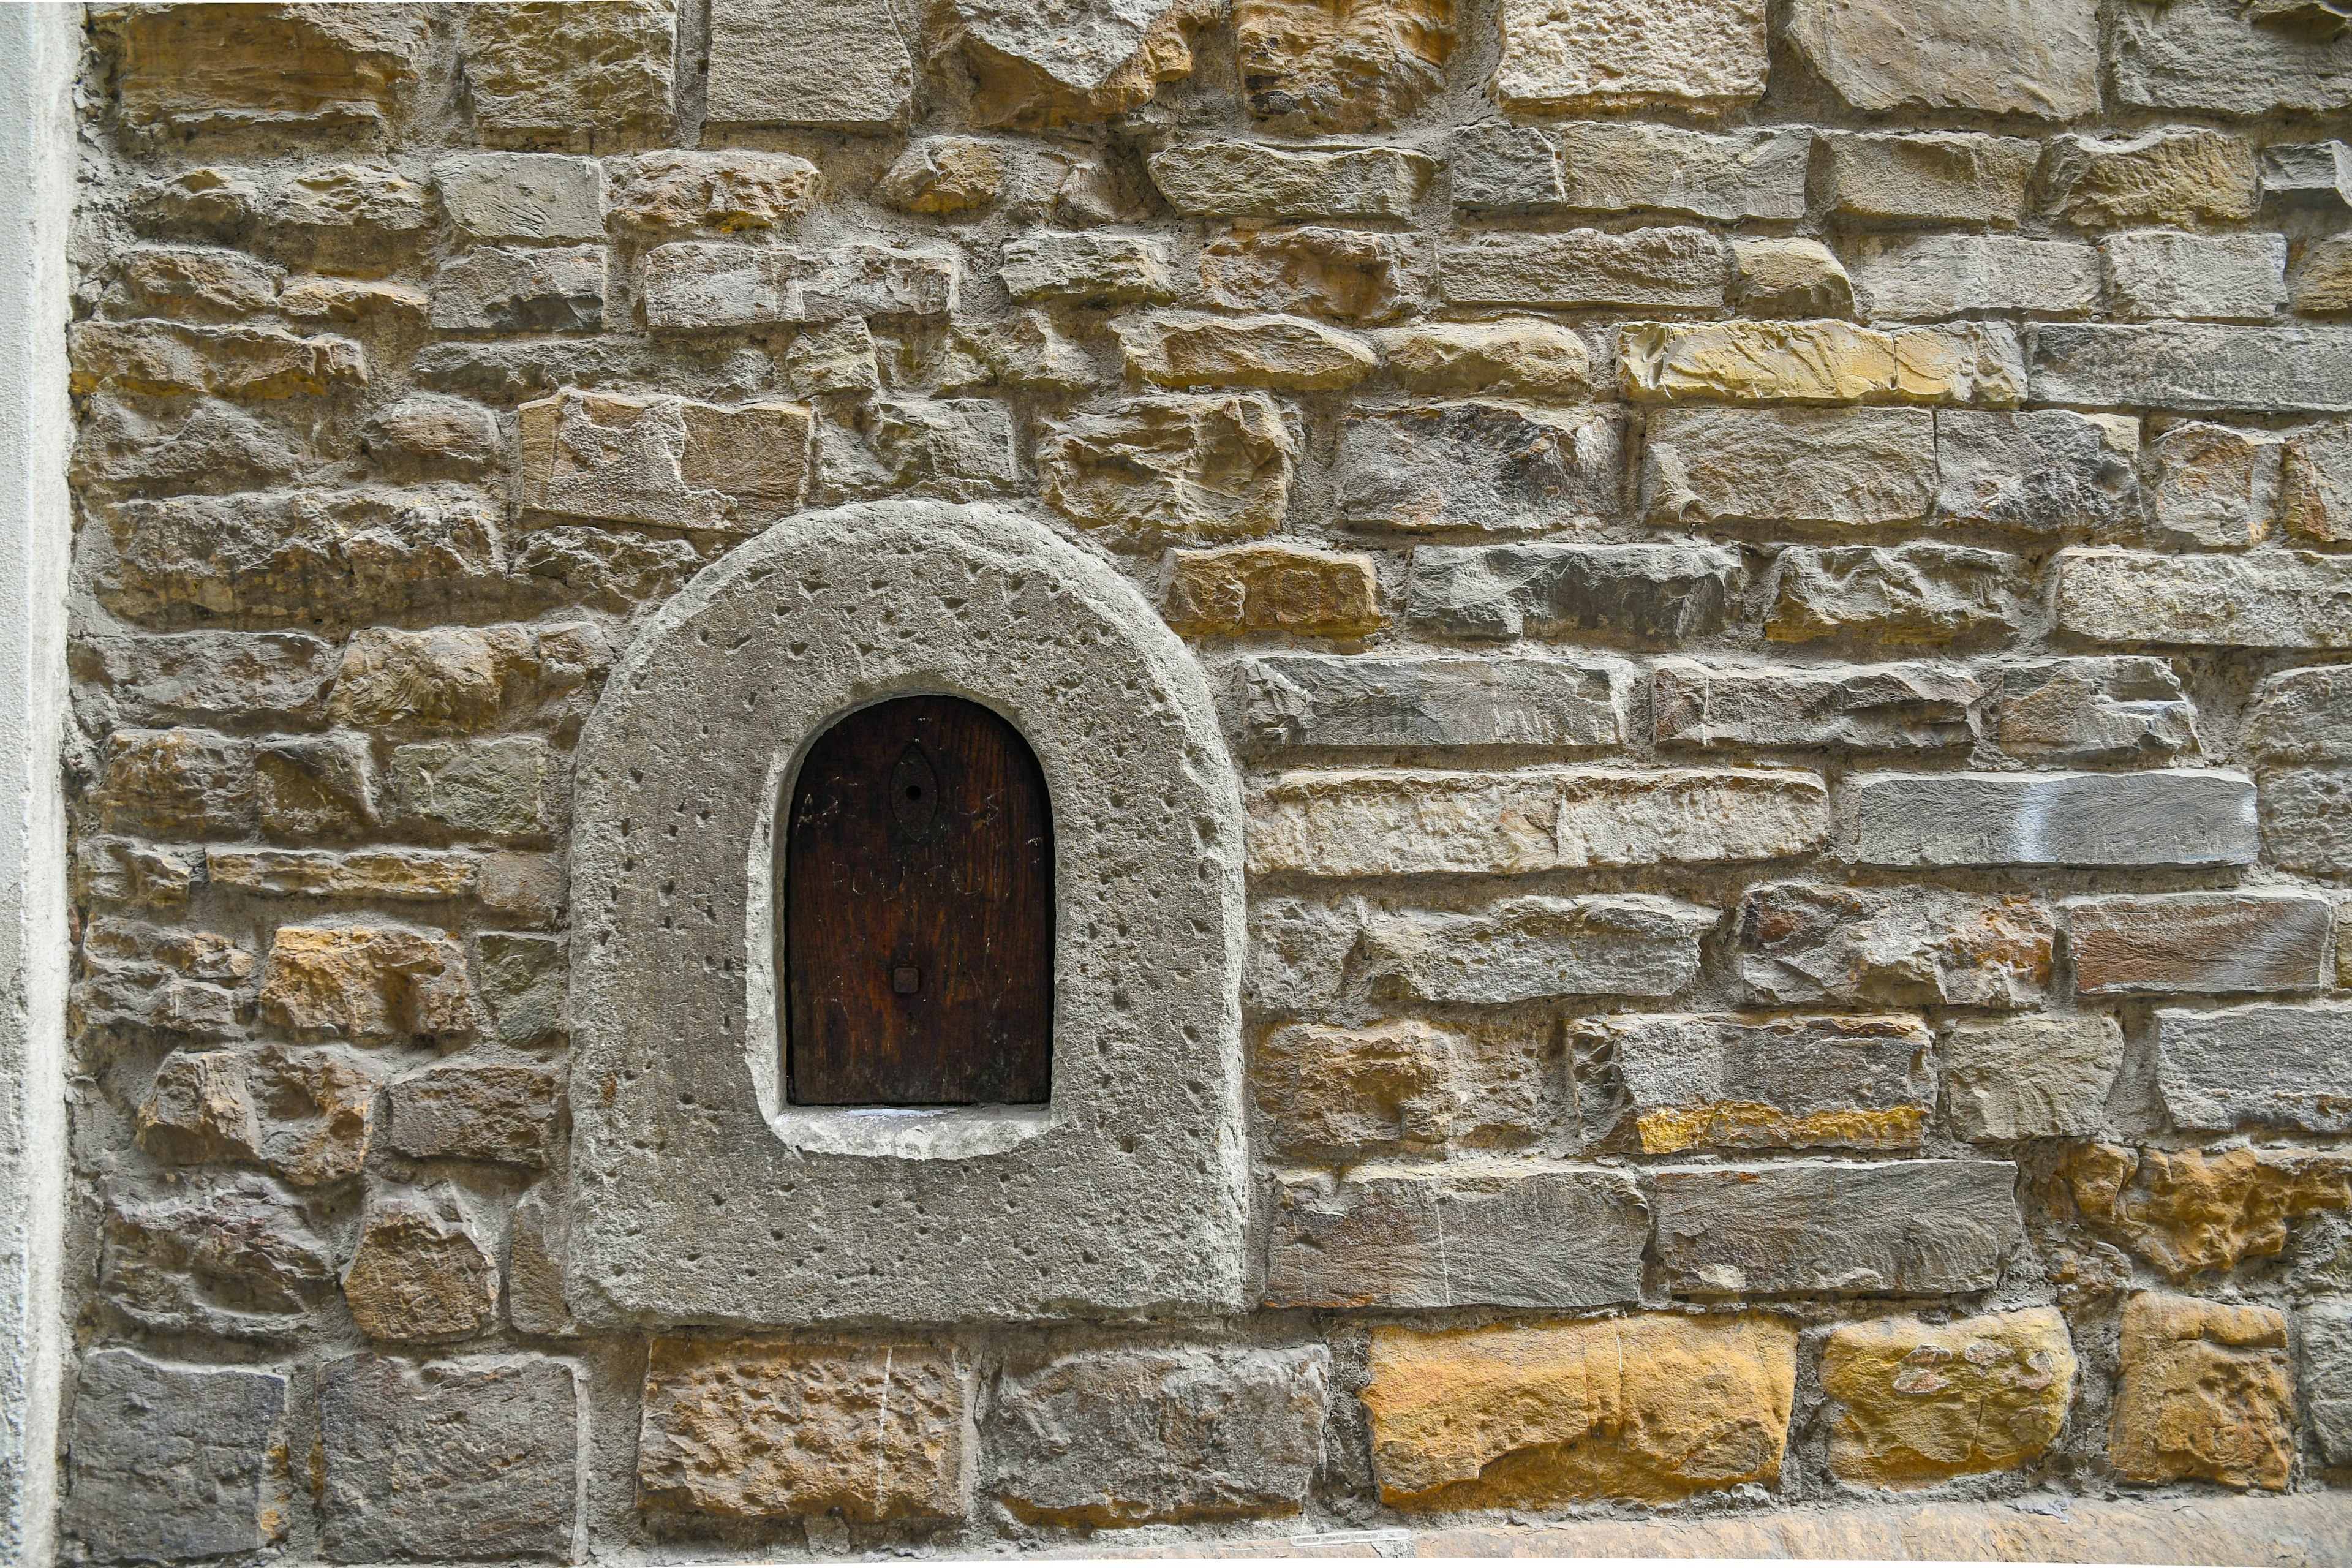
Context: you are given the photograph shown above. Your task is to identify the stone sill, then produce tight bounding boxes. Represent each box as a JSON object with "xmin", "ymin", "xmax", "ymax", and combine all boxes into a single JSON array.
[{"xmin": 767, "ymin": 1104, "xmax": 1053, "ymax": 1160}]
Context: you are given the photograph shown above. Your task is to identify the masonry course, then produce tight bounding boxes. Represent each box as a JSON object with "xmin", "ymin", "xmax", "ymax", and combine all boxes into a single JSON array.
[{"xmin": 48, "ymin": 0, "xmax": 2352, "ymax": 1558}]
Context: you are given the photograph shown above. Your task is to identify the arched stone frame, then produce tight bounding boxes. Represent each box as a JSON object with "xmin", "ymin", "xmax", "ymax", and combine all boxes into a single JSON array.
[{"xmin": 564, "ymin": 501, "xmax": 1251, "ymax": 1326}]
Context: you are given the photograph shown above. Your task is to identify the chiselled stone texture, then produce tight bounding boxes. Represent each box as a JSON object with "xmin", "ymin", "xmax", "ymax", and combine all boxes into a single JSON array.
[
  {"xmin": 1820, "ymin": 133, "xmax": 2037, "ymax": 227},
  {"xmin": 1355, "ymin": 895, "xmax": 1717, "ymax": 1003},
  {"xmin": 1338, "ymin": 402, "xmax": 1622, "ymax": 533},
  {"xmin": 342, "ymin": 1191, "xmax": 500, "ymax": 1344},
  {"xmin": 1039, "ymin": 394, "xmax": 1295, "ymax": 543},
  {"xmin": 2154, "ymin": 1004, "xmax": 2352, "ymax": 1132},
  {"xmin": 1408, "ymin": 542, "xmax": 1744, "ymax": 642},
  {"xmin": 1164, "ymin": 543, "xmax": 1381, "ymax": 636},
  {"xmin": 2115, "ymin": 0, "xmax": 2352, "ymax": 115},
  {"xmin": 1820, "ymin": 1308, "xmax": 2077, "ymax": 1487},
  {"xmin": 1788, "ymin": 0, "xmax": 2098, "ymax": 118},
  {"xmin": 956, "ymin": 0, "xmax": 1218, "ymax": 128},
  {"xmin": 64, "ymin": 1350, "xmax": 291, "ymax": 1563},
  {"xmin": 465, "ymin": 1, "xmax": 677, "ymax": 146},
  {"xmin": 638, "ymin": 1341, "xmax": 968, "ymax": 1520},
  {"xmin": 2068, "ymin": 1143, "xmax": 2352, "ymax": 1277},
  {"xmin": 1243, "ymin": 652, "xmax": 1629, "ymax": 748},
  {"xmin": 101, "ymin": 4, "xmax": 424, "ymax": 132},
  {"xmin": 1441, "ymin": 229, "xmax": 1728, "ymax": 311},
  {"xmin": 2111, "ymin": 1294, "xmax": 2294, "ymax": 1490},
  {"xmin": 1254, "ymin": 1019, "xmax": 1555, "ymax": 1158},
  {"xmin": 1234, "ymin": 0, "xmax": 1454, "ymax": 132},
  {"xmin": 2068, "ymin": 893, "xmax": 2331, "ymax": 997},
  {"xmin": 991, "ymin": 1347, "xmax": 1330, "ymax": 1525},
  {"xmin": 1493, "ymin": 0, "xmax": 1768, "ymax": 115},
  {"xmin": 1651, "ymin": 1159, "xmax": 2024, "ymax": 1295},
  {"xmin": 1736, "ymin": 882, "xmax": 2052, "ymax": 1009},
  {"xmin": 516, "ymin": 388, "xmax": 810, "ymax": 534},
  {"xmin": 1945, "ymin": 1015, "xmax": 2123, "ymax": 1142},
  {"xmin": 1852, "ymin": 235, "xmax": 2099, "ymax": 322},
  {"xmin": 706, "ymin": 0, "xmax": 914, "ymax": 128},
  {"xmin": 1265, "ymin": 1162, "xmax": 1647, "ymax": 1309},
  {"xmin": 1149, "ymin": 141, "xmax": 1432, "ymax": 219},
  {"xmin": 319, "ymin": 1354, "xmax": 582, "ymax": 1561},
  {"xmin": 1849, "ymin": 770, "xmax": 2259, "ymax": 869},
  {"xmin": 1360, "ymin": 1315, "xmax": 1797, "ymax": 1509}
]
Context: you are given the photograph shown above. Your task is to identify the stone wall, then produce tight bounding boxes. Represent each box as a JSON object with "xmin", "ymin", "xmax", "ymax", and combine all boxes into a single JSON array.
[{"xmin": 50, "ymin": 0, "xmax": 2352, "ymax": 1558}]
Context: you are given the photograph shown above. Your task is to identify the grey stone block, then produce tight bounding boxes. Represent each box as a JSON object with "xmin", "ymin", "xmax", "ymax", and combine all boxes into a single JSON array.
[
  {"xmin": 1820, "ymin": 131, "xmax": 2037, "ymax": 225},
  {"xmin": 1265, "ymin": 1161, "xmax": 1648, "ymax": 1309},
  {"xmin": 1407, "ymin": 541, "xmax": 1744, "ymax": 643},
  {"xmin": 2246, "ymin": 664, "xmax": 2352, "ymax": 763},
  {"xmin": 2150, "ymin": 422, "xmax": 2285, "ymax": 548},
  {"xmin": 2298, "ymin": 1298, "xmax": 2352, "ymax": 1465},
  {"xmin": 1582, "ymin": 1012, "xmax": 1935, "ymax": 1154},
  {"xmin": 2068, "ymin": 891, "xmax": 2331, "ymax": 996},
  {"xmin": 1651, "ymin": 658, "xmax": 1983, "ymax": 751},
  {"xmin": 1651, "ymin": 1159, "xmax": 2022, "ymax": 1296},
  {"xmin": 2264, "ymin": 141, "xmax": 2352, "ymax": 208},
  {"xmin": 1438, "ymin": 228, "xmax": 1728, "ymax": 311},
  {"xmin": 1997, "ymin": 658, "xmax": 2199, "ymax": 763},
  {"xmin": 1932, "ymin": 409, "xmax": 2139, "ymax": 534},
  {"xmin": 1850, "ymin": 769, "xmax": 2258, "ymax": 869},
  {"xmin": 1449, "ymin": 123, "xmax": 1561, "ymax": 211},
  {"xmin": 1147, "ymin": 142, "xmax": 1433, "ymax": 220},
  {"xmin": 426, "ymin": 244, "xmax": 605, "ymax": 333},
  {"xmin": 706, "ymin": 0, "xmax": 915, "ymax": 128},
  {"xmin": 1945, "ymin": 1015, "xmax": 2124, "ymax": 1141},
  {"xmin": 1000, "ymin": 230, "xmax": 1178, "ymax": 303},
  {"xmin": 1643, "ymin": 407, "xmax": 1937, "ymax": 530},
  {"xmin": 2029, "ymin": 325, "xmax": 2352, "ymax": 414},
  {"xmin": 2054, "ymin": 547, "xmax": 2352, "ymax": 647},
  {"xmin": 639, "ymin": 241, "xmax": 959, "ymax": 331},
  {"xmin": 1358, "ymin": 894, "xmax": 1717, "ymax": 1003},
  {"xmin": 1736, "ymin": 881, "xmax": 2054, "ymax": 1009},
  {"xmin": 1241, "ymin": 651, "xmax": 1630, "ymax": 748},
  {"xmin": 100, "ymin": 1175, "xmax": 337, "ymax": 1342},
  {"xmin": 319, "ymin": 1354, "xmax": 581, "ymax": 1563},
  {"xmin": 2115, "ymin": 0, "xmax": 2352, "ymax": 115},
  {"xmin": 2155, "ymin": 1003, "xmax": 2352, "ymax": 1132},
  {"xmin": 1787, "ymin": 0, "xmax": 2099, "ymax": 118},
  {"xmin": 64, "ymin": 1351, "xmax": 289, "ymax": 1563},
  {"xmin": 2105, "ymin": 231, "xmax": 2288, "ymax": 323},
  {"xmin": 1767, "ymin": 544, "xmax": 2023, "ymax": 645},
  {"xmin": 1545, "ymin": 122, "xmax": 1809, "ymax": 222},
  {"xmin": 2264, "ymin": 769, "xmax": 2352, "ymax": 875},
  {"xmin": 1852, "ymin": 234, "xmax": 2100, "ymax": 320},
  {"xmin": 431, "ymin": 154, "xmax": 603, "ymax": 243},
  {"xmin": 1336, "ymin": 401, "xmax": 1623, "ymax": 533},
  {"xmin": 989, "ymin": 1348, "xmax": 1329, "ymax": 1526}
]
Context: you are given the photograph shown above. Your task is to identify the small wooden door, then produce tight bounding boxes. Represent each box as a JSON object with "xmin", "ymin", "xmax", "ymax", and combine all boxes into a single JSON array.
[{"xmin": 784, "ymin": 696, "xmax": 1054, "ymax": 1105}]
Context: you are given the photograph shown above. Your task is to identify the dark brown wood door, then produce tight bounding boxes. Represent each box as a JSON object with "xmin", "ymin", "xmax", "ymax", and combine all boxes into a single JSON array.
[{"xmin": 784, "ymin": 696, "xmax": 1054, "ymax": 1106}]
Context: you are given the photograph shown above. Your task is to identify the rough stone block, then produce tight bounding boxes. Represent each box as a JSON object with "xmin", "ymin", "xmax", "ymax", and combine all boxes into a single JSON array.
[
  {"xmin": 1337, "ymin": 401, "xmax": 1623, "ymax": 533},
  {"xmin": 1736, "ymin": 882, "xmax": 2054, "ymax": 1009},
  {"xmin": 372, "ymin": 393, "xmax": 502, "ymax": 470},
  {"xmin": 1492, "ymin": 0, "xmax": 1768, "ymax": 115},
  {"xmin": 1449, "ymin": 123, "xmax": 1562, "ymax": 211},
  {"xmin": 70, "ymin": 320, "xmax": 366, "ymax": 401},
  {"xmin": 107, "ymin": 244, "xmax": 284, "ymax": 320},
  {"xmin": 1851, "ymin": 235, "xmax": 2100, "ymax": 321},
  {"xmin": 816, "ymin": 398, "xmax": 1018, "ymax": 502},
  {"xmin": 1642, "ymin": 407, "xmax": 1937, "ymax": 529},
  {"xmin": 1245, "ymin": 895, "xmax": 1370, "ymax": 1014},
  {"xmin": 2054, "ymin": 546, "xmax": 2352, "ymax": 646},
  {"xmin": 1408, "ymin": 541, "xmax": 1744, "ymax": 642},
  {"xmin": 1236, "ymin": 0, "xmax": 1455, "ymax": 132},
  {"xmin": 507, "ymin": 1185, "xmax": 579, "ymax": 1339},
  {"xmin": 64, "ymin": 1351, "xmax": 290, "ymax": 1563},
  {"xmin": 876, "ymin": 137, "xmax": 1005, "ymax": 214},
  {"xmin": 1651, "ymin": 1158, "xmax": 2022, "ymax": 1295},
  {"xmin": 990, "ymin": 1348, "xmax": 1329, "ymax": 1525},
  {"xmin": 138, "ymin": 1049, "xmax": 262, "ymax": 1167},
  {"xmin": 954, "ymin": 0, "xmax": 1216, "ymax": 128},
  {"xmin": 331, "ymin": 624, "xmax": 537, "ymax": 732},
  {"xmin": 1578, "ymin": 1012, "xmax": 1933, "ymax": 1153},
  {"xmin": 2265, "ymin": 767, "xmax": 2352, "ymax": 874},
  {"xmin": 2298, "ymin": 1298, "xmax": 2352, "ymax": 1466},
  {"xmin": 1850, "ymin": 769, "xmax": 2258, "ymax": 869},
  {"xmin": 427, "ymin": 244, "xmax": 605, "ymax": 333},
  {"xmin": 342, "ymin": 1190, "xmax": 500, "ymax": 1344},
  {"xmin": 1001, "ymin": 230, "xmax": 1178, "ymax": 303},
  {"xmin": 102, "ymin": 1175, "xmax": 337, "ymax": 1341},
  {"xmin": 2069, "ymin": 1143, "xmax": 2352, "ymax": 1278},
  {"xmin": 1147, "ymin": 141, "xmax": 1433, "ymax": 220},
  {"xmin": 1357, "ymin": 895, "xmax": 1717, "ymax": 1003},
  {"xmin": 464, "ymin": 0, "xmax": 675, "ymax": 145},
  {"xmin": 432, "ymin": 154, "xmax": 605, "ymax": 244},
  {"xmin": 2111, "ymin": 1293, "xmax": 2293, "ymax": 1490},
  {"xmin": 1371, "ymin": 318, "xmax": 1592, "ymax": 395},
  {"xmin": 386, "ymin": 736, "xmax": 552, "ymax": 838},
  {"xmin": 1933, "ymin": 408, "xmax": 2138, "ymax": 535},
  {"xmin": 1360, "ymin": 1315, "xmax": 1796, "ymax": 1510},
  {"xmin": 1264, "ymin": 1161, "xmax": 1648, "ymax": 1309},
  {"xmin": 2070, "ymin": 892, "xmax": 2331, "ymax": 997},
  {"xmin": 260, "ymin": 924, "xmax": 475, "ymax": 1044},
  {"xmin": 1245, "ymin": 767, "xmax": 1828, "ymax": 876},
  {"xmin": 638, "ymin": 1341, "xmax": 967, "ymax": 1520},
  {"xmin": 2107, "ymin": 231, "xmax": 2288, "ymax": 323},
  {"xmin": 2299, "ymin": 234, "xmax": 2352, "ymax": 315},
  {"xmin": 320, "ymin": 1354, "xmax": 582, "ymax": 1560},
  {"xmin": 1730, "ymin": 238, "xmax": 1855, "ymax": 317},
  {"xmin": 387, "ymin": 1063, "xmax": 560, "ymax": 1167},
  {"xmin": 606, "ymin": 151, "xmax": 820, "ymax": 235},
  {"xmin": 73, "ymin": 837, "xmax": 199, "ymax": 910},
  {"xmin": 77, "ymin": 919, "xmax": 254, "ymax": 1037},
  {"xmin": 2264, "ymin": 141, "xmax": 2352, "ymax": 208},
  {"xmin": 2115, "ymin": 0, "xmax": 2352, "ymax": 115},
  {"xmin": 2150, "ymin": 421, "xmax": 2283, "ymax": 548},
  {"xmin": 1254, "ymin": 1019, "xmax": 1555, "ymax": 1158},
  {"xmin": 1998, "ymin": 658, "xmax": 2196, "ymax": 762},
  {"xmin": 1944, "ymin": 1015, "xmax": 2124, "ymax": 1141},
  {"xmin": 1439, "ymin": 228, "xmax": 1728, "ymax": 311},
  {"xmin": 103, "ymin": 4, "xmax": 423, "ymax": 132},
  {"xmin": 1651, "ymin": 659, "xmax": 1981, "ymax": 751},
  {"xmin": 2155, "ymin": 1003, "xmax": 2352, "ymax": 1132},
  {"xmin": 1038, "ymin": 394, "xmax": 1294, "ymax": 544},
  {"xmin": 1242, "ymin": 651, "xmax": 1629, "ymax": 748},
  {"xmin": 2245, "ymin": 662, "xmax": 2352, "ymax": 763},
  {"xmin": 1623, "ymin": 322, "xmax": 2024, "ymax": 407},
  {"xmin": 1113, "ymin": 311, "xmax": 1377, "ymax": 391},
  {"xmin": 255, "ymin": 731, "xmax": 378, "ymax": 840},
  {"xmin": 1200, "ymin": 227, "xmax": 1426, "ymax": 324},
  {"xmin": 1767, "ymin": 544, "xmax": 2022, "ymax": 645},
  {"xmin": 1788, "ymin": 0, "xmax": 2098, "ymax": 118},
  {"xmin": 1537, "ymin": 123, "xmax": 1809, "ymax": 222},
  {"xmin": 706, "ymin": 0, "xmax": 913, "ymax": 127},
  {"xmin": 639, "ymin": 241, "xmax": 958, "ymax": 330},
  {"xmin": 1820, "ymin": 1308, "xmax": 2077, "ymax": 1487},
  {"xmin": 91, "ymin": 728, "xmax": 255, "ymax": 837},
  {"xmin": 2037, "ymin": 323, "xmax": 2352, "ymax": 413},
  {"xmin": 2045, "ymin": 129, "xmax": 2261, "ymax": 228},
  {"xmin": 1163, "ymin": 542, "xmax": 1381, "ymax": 637},
  {"xmin": 1820, "ymin": 132, "xmax": 2037, "ymax": 225},
  {"xmin": 477, "ymin": 931, "xmax": 567, "ymax": 1047}
]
